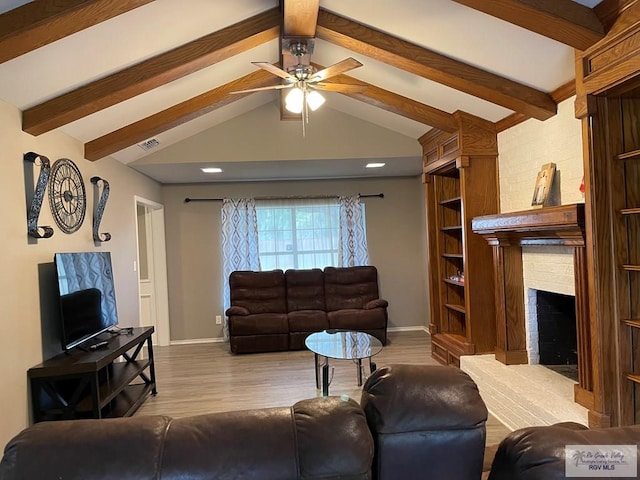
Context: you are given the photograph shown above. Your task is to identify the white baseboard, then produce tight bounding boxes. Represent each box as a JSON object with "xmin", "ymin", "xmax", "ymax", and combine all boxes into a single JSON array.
[
  {"xmin": 388, "ymin": 325, "xmax": 429, "ymax": 333},
  {"xmin": 169, "ymin": 325, "xmax": 428, "ymax": 346},
  {"xmin": 170, "ymin": 337, "xmax": 226, "ymax": 345}
]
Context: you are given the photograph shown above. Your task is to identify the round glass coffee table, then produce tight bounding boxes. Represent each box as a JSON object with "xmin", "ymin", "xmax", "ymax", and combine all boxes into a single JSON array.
[{"xmin": 305, "ymin": 329, "xmax": 383, "ymax": 396}]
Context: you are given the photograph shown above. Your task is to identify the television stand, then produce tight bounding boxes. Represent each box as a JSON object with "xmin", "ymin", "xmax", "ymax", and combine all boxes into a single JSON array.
[{"xmin": 28, "ymin": 326, "xmax": 156, "ymax": 422}]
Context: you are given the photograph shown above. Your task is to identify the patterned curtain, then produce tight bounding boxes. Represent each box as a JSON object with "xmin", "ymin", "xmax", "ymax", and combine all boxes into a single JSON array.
[
  {"xmin": 221, "ymin": 198, "xmax": 260, "ymax": 339},
  {"xmin": 338, "ymin": 195, "xmax": 369, "ymax": 266}
]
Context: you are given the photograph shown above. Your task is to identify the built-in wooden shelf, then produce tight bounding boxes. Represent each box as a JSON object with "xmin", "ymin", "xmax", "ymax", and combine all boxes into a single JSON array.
[
  {"xmin": 443, "ymin": 278, "xmax": 464, "ymax": 287},
  {"xmin": 624, "ymin": 319, "xmax": 640, "ymax": 329},
  {"xmin": 440, "ymin": 196, "xmax": 462, "ymax": 207},
  {"xmin": 442, "ymin": 253, "xmax": 463, "ymax": 259},
  {"xmin": 623, "ymin": 265, "xmax": 640, "ymax": 272},
  {"xmin": 621, "ymin": 208, "xmax": 640, "ymax": 215},
  {"xmin": 441, "ymin": 225, "xmax": 462, "ymax": 232},
  {"xmin": 445, "ymin": 303, "xmax": 466, "ymax": 314},
  {"xmin": 617, "ymin": 150, "xmax": 640, "ymax": 161},
  {"xmin": 626, "ymin": 373, "xmax": 640, "ymax": 385}
]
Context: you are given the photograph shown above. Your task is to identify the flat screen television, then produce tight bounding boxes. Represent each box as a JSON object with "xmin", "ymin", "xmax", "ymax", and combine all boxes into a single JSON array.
[{"xmin": 54, "ymin": 251, "xmax": 119, "ymax": 350}]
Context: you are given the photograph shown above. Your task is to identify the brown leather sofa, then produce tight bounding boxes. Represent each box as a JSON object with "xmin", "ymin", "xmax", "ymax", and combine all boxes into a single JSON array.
[
  {"xmin": 227, "ymin": 266, "xmax": 388, "ymax": 354},
  {"xmin": 488, "ymin": 421, "xmax": 640, "ymax": 479},
  {"xmin": 1, "ymin": 364, "xmax": 487, "ymax": 480}
]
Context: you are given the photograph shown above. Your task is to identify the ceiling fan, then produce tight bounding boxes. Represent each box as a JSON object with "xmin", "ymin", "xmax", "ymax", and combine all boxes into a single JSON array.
[{"xmin": 231, "ymin": 38, "xmax": 367, "ymax": 134}]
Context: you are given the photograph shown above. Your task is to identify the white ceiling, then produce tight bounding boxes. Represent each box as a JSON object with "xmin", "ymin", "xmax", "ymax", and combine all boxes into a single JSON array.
[{"xmin": 0, "ymin": 0, "xmax": 602, "ymax": 183}]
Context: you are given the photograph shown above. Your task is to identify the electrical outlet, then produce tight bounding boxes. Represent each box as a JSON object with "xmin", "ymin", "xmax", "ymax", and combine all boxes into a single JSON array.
[{"xmin": 215, "ymin": 315, "xmax": 222, "ymax": 325}]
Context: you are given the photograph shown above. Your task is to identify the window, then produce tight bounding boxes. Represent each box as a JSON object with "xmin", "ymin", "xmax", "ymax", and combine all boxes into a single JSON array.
[{"xmin": 256, "ymin": 199, "xmax": 342, "ymax": 270}]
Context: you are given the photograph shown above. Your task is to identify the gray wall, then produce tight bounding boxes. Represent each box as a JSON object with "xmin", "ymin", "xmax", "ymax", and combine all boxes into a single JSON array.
[
  {"xmin": 0, "ymin": 98, "xmax": 162, "ymax": 449},
  {"xmin": 162, "ymin": 176, "xmax": 429, "ymax": 341}
]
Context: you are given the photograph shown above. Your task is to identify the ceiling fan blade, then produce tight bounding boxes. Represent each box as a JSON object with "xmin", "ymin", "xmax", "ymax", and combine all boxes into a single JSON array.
[
  {"xmin": 230, "ymin": 84, "xmax": 293, "ymax": 94},
  {"xmin": 252, "ymin": 62, "xmax": 293, "ymax": 80},
  {"xmin": 313, "ymin": 82, "xmax": 368, "ymax": 94},
  {"xmin": 311, "ymin": 58, "xmax": 363, "ymax": 82}
]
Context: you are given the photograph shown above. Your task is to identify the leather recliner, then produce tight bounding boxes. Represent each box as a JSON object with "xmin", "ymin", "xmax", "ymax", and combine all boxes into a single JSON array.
[
  {"xmin": 1, "ymin": 364, "xmax": 488, "ymax": 480},
  {"xmin": 226, "ymin": 269, "xmax": 290, "ymax": 354},
  {"xmin": 226, "ymin": 266, "xmax": 388, "ymax": 354},
  {"xmin": 488, "ymin": 421, "xmax": 640, "ymax": 479}
]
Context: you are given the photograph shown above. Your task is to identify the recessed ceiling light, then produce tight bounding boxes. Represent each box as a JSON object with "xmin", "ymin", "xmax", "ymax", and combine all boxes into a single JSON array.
[
  {"xmin": 366, "ymin": 163, "xmax": 386, "ymax": 168},
  {"xmin": 201, "ymin": 167, "xmax": 223, "ymax": 173}
]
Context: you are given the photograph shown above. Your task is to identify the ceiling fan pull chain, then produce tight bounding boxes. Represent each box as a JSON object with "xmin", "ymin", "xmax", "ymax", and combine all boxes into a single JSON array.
[{"xmin": 302, "ymin": 89, "xmax": 308, "ymax": 137}]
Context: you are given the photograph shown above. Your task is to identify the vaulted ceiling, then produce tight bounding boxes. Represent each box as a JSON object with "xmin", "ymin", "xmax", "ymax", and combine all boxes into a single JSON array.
[{"xmin": 0, "ymin": 0, "xmax": 609, "ymax": 183}]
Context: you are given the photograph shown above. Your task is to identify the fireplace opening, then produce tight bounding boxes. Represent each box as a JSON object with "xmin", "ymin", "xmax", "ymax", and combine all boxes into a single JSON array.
[{"xmin": 536, "ymin": 290, "xmax": 578, "ymax": 381}]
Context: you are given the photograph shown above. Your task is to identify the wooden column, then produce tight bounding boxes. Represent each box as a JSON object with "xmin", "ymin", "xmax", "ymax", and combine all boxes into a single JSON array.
[{"xmin": 491, "ymin": 242, "xmax": 527, "ymax": 364}]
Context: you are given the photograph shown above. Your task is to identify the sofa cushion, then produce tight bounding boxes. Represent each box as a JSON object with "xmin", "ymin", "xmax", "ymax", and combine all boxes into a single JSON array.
[
  {"xmin": 229, "ymin": 270, "xmax": 287, "ymax": 314},
  {"xmin": 324, "ymin": 266, "xmax": 380, "ymax": 311},
  {"xmin": 229, "ymin": 313, "xmax": 289, "ymax": 336},
  {"xmin": 161, "ymin": 407, "xmax": 298, "ymax": 479},
  {"xmin": 294, "ymin": 397, "xmax": 373, "ymax": 479},
  {"xmin": 0, "ymin": 416, "xmax": 171, "ymax": 480},
  {"xmin": 231, "ymin": 334, "xmax": 289, "ymax": 354},
  {"xmin": 288, "ymin": 310, "xmax": 329, "ymax": 332},
  {"xmin": 328, "ymin": 308, "xmax": 387, "ymax": 330},
  {"xmin": 160, "ymin": 397, "xmax": 373, "ymax": 480},
  {"xmin": 286, "ymin": 268, "xmax": 326, "ymax": 312}
]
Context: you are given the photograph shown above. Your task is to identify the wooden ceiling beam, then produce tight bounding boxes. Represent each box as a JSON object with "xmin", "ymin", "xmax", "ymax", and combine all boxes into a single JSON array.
[
  {"xmin": 0, "ymin": 0, "xmax": 154, "ymax": 64},
  {"xmin": 450, "ymin": 0, "xmax": 604, "ymax": 51},
  {"xmin": 84, "ymin": 69, "xmax": 278, "ymax": 161},
  {"xmin": 22, "ymin": 7, "xmax": 281, "ymax": 136},
  {"xmin": 310, "ymin": 65, "xmax": 457, "ymax": 132},
  {"xmin": 86, "ymin": 64, "xmax": 458, "ymax": 161},
  {"xmin": 280, "ymin": 0, "xmax": 320, "ymax": 120},
  {"xmin": 316, "ymin": 9, "xmax": 557, "ymax": 121},
  {"xmin": 283, "ymin": 0, "xmax": 319, "ymax": 37}
]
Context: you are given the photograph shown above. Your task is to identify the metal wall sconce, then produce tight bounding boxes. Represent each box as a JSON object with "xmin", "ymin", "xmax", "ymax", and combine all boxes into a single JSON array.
[
  {"xmin": 24, "ymin": 152, "xmax": 54, "ymax": 239},
  {"xmin": 90, "ymin": 176, "xmax": 111, "ymax": 242}
]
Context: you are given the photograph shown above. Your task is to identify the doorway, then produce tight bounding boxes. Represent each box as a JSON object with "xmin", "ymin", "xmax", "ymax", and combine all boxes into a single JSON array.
[{"xmin": 135, "ymin": 196, "xmax": 170, "ymax": 346}]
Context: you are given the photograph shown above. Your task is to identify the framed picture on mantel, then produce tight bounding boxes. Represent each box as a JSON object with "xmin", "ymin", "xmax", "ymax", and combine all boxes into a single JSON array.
[{"xmin": 531, "ymin": 162, "xmax": 556, "ymax": 207}]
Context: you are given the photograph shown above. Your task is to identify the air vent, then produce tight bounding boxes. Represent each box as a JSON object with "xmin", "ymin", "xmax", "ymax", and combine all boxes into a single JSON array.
[{"xmin": 137, "ymin": 138, "xmax": 160, "ymax": 151}]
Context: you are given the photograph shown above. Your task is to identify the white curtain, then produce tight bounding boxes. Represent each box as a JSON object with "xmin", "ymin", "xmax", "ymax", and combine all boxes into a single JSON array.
[
  {"xmin": 338, "ymin": 195, "xmax": 369, "ymax": 266},
  {"xmin": 221, "ymin": 198, "xmax": 260, "ymax": 339}
]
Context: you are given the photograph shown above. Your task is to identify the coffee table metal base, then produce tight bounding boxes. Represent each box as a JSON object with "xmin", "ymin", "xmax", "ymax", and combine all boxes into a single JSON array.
[
  {"xmin": 313, "ymin": 353, "xmax": 377, "ymax": 396},
  {"xmin": 306, "ymin": 330, "xmax": 383, "ymax": 397}
]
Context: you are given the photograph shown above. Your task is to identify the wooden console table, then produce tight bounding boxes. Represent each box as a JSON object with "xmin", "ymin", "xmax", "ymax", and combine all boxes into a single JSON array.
[
  {"xmin": 28, "ymin": 326, "xmax": 157, "ymax": 422},
  {"xmin": 472, "ymin": 204, "xmax": 594, "ymax": 410}
]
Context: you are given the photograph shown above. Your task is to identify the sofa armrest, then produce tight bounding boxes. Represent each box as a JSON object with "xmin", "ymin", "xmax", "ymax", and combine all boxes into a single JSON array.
[
  {"xmin": 225, "ymin": 306, "xmax": 250, "ymax": 316},
  {"xmin": 364, "ymin": 299, "xmax": 388, "ymax": 309}
]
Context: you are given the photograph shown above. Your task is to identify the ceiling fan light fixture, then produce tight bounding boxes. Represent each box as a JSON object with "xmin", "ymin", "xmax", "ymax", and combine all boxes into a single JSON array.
[
  {"xmin": 285, "ymin": 87, "xmax": 304, "ymax": 113},
  {"xmin": 306, "ymin": 90, "xmax": 325, "ymax": 111}
]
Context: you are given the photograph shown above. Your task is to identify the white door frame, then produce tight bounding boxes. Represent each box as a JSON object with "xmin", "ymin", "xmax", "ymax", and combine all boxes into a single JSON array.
[{"xmin": 134, "ymin": 196, "xmax": 170, "ymax": 346}]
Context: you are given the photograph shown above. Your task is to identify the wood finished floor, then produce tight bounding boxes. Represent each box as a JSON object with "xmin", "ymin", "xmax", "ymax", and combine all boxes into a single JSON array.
[{"xmin": 136, "ymin": 330, "xmax": 511, "ymax": 445}]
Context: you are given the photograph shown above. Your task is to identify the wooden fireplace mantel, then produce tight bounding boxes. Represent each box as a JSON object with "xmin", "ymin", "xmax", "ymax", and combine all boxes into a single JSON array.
[
  {"xmin": 471, "ymin": 203, "xmax": 585, "ymax": 246},
  {"xmin": 472, "ymin": 203, "xmax": 593, "ymax": 411}
]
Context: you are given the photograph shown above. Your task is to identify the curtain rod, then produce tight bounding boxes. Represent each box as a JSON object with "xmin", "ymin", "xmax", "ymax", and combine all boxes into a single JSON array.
[{"xmin": 184, "ymin": 193, "xmax": 384, "ymax": 203}]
